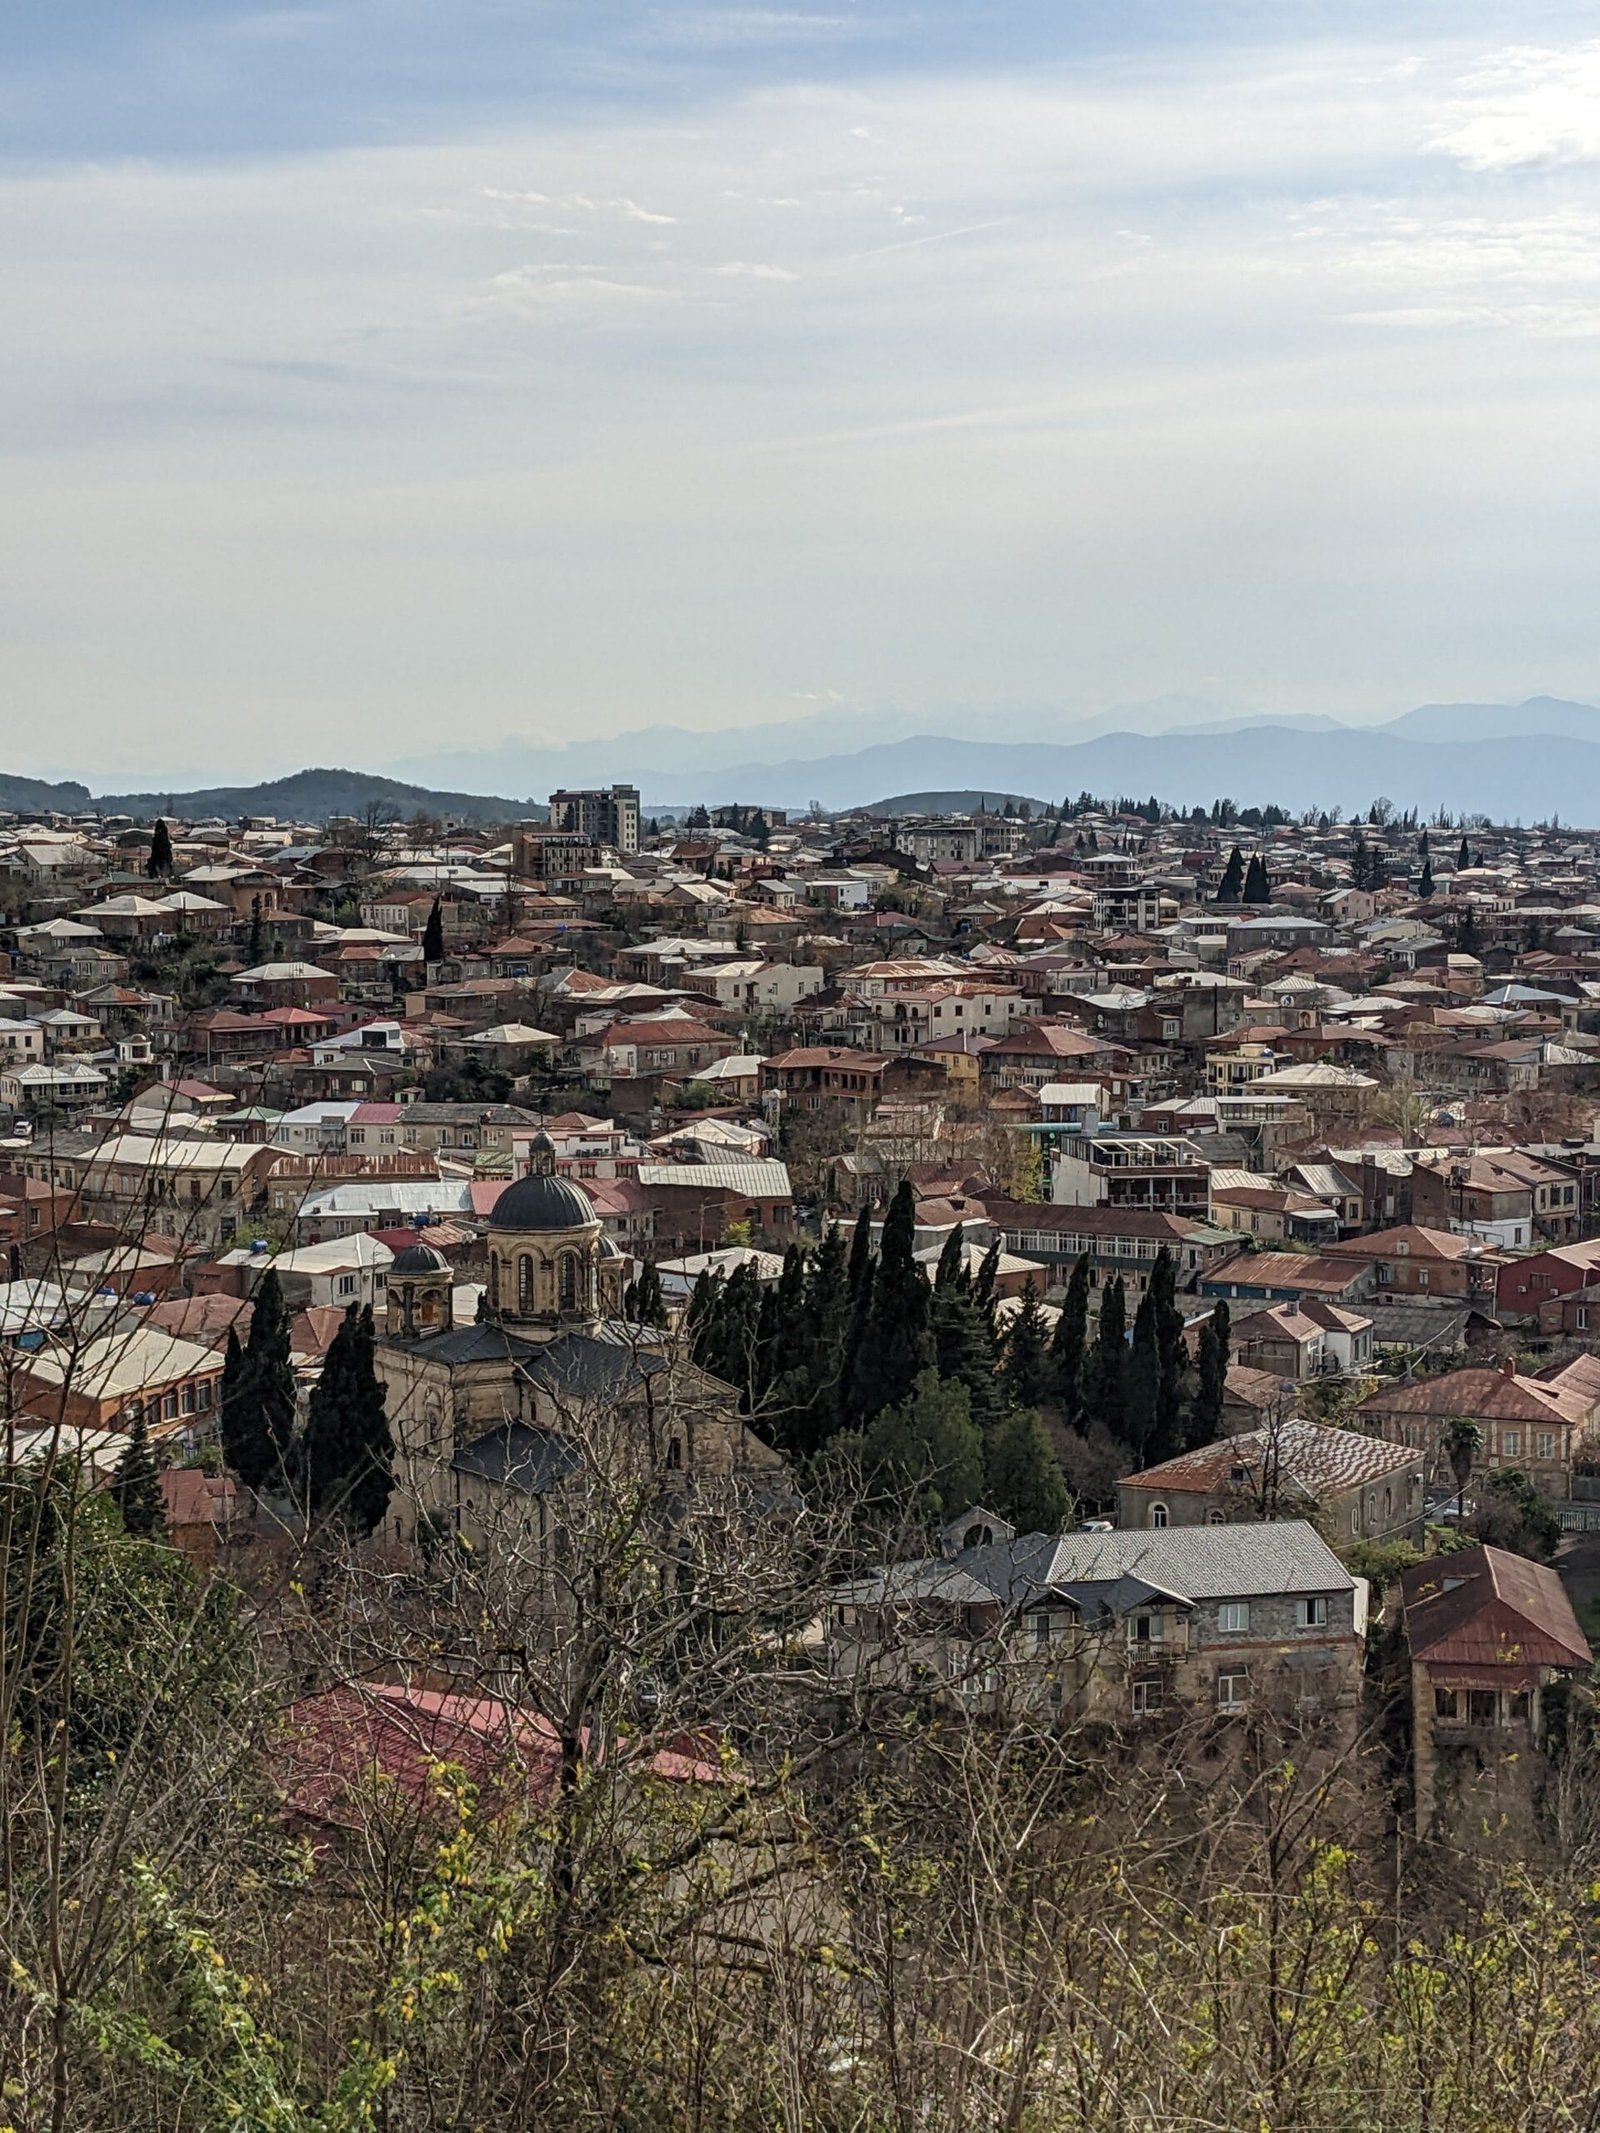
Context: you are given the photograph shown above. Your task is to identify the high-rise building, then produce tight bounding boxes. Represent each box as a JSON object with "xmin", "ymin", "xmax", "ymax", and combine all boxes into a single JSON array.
[{"xmin": 546, "ymin": 783, "xmax": 640, "ymax": 856}]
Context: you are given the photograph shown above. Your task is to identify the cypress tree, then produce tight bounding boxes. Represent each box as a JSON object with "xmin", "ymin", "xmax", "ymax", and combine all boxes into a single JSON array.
[
  {"xmin": 793, "ymin": 1223, "xmax": 852, "ymax": 1450},
  {"xmin": 303, "ymin": 1305, "xmax": 396, "ymax": 1536},
  {"xmin": 624, "ymin": 1259, "xmax": 667, "ymax": 1327},
  {"xmin": 145, "ymin": 818, "xmax": 174, "ymax": 880},
  {"xmin": 934, "ymin": 1223, "xmax": 968, "ymax": 1293},
  {"xmin": 1242, "ymin": 853, "xmax": 1270, "ymax": 903},
  {"xmin": 111, "ymin": 1405, "xmax": 164, "ymax": 1539},
  {"xmin": 247, "ymin": 894, "xmax": 265, "ymax": 966},
  {"xmin": 1145, "ymin": 1248, "xmax": 1188, "ymax": 1463},
  {"xmin": 849, "ymin": 1180, "xmax": 934, "ymax": 1424},
  {"xmin": 220, "ymin": 1271, "xmax": 297, "ymax": 1494},
  {"xmin": 1000, "ymin": 1278, "xmax": 1052, "ymax": 1410},
  {"xmin": 686, "ymin": 1268, "xmax": 719, "ymax": 1364},
  {"xmin": 1216, "ymin": 846, "xmax": 1245, "ymax": 902},
  {"xmin": 931, "ymin": 1228, "xmax": 1002, "ymax": 1431},
  {"xmin": 1419, "ymin": 857, "xmax": 1434, "ymax": 899},
  {"xmin": 1457, "ymin": 834, "xmax": 1470, "ymax": 871},
  {"xmin": 972, "ymin": 1235, "xmax": 1002, "ymax": 1340},
  {"xmin": 1418, "ymin": 827, "xmax": 1430, "ymax": 858},
  {"xmin": 422, "ymin": 896, "xmax": 446, "ymax": 964},
  {"xmin": 1188, "ymin": 1301, "xmax": 1230, "ymax": 1449},
  {"xmin": 984, "ymin": 1407, "xmax": 1072, "ymax": 1533},
  {"xmin": 1049, "ymin": 1253, "xmax": 1091, "ymax": 1419},
  {"xmin": 1086, "ymin": 1275, "xmax": 1127, "ymax": 1443},
  {"xmin": 1123, "ymin": 1289, "xmax": 1161, "ymax": 1461}
]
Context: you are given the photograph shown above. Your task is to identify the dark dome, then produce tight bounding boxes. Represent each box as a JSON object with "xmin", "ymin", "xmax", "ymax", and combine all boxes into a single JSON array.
[
  {"xmin": 390, "ymin": 1240, "xmax": 451, "ymax": 1275},
  {"xmin": 492, "ymin": 1172, "xmax": 596, "ymax": 1233}
]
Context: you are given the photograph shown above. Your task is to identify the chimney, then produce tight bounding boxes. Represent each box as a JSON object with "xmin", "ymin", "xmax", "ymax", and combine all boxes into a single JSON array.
[{"xmin": 1500, "ymin": 1355, "xmax": 1516, "ymax": 1380}]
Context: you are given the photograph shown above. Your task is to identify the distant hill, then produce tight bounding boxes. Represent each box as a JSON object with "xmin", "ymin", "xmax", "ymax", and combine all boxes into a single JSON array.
[
  {"xmin": 92, "ymin": 767, "xmax": 536, "ymax": 827},
  {"xmin": 1381, "ymin": 695, "xmax": 1600, "ymax": 745},
  {"xmin": 854, "ymin": 789, "xmax": 1053, "ymax": 816},
  {"xmin": 0, "ymin": 771, "xmax": 92, "ymax": 814}
]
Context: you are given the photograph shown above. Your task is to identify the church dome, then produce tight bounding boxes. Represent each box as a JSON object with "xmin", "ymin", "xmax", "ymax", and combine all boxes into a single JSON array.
[
  {"xmin": 390, "ymin": 1239, "xmax": 451, "ymax": 1276},
  {"xmin": 491, "ymin": 1172, "xmax": 597, "ymax": 1234}
]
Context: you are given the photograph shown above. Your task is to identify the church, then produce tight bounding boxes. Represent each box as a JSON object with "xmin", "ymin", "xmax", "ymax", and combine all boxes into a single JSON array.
[{"xmin": 374, "ymin": 1133, "xmax": 782, "ymax": 1555}]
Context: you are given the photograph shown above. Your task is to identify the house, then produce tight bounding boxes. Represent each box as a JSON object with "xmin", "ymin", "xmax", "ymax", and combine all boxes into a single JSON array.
[
  {"xmin": 633, "ymin": 1158, "xmax": 795, "ymax": 1253},
  {"xmin": 1399, "ymin": 1547, "xmax": 1591, "ymax": 1836},
  {"xmin": 1228, "ymin": 1300, "xmax": 1375, "ymax": 1379},
  {"xmin": 1117, "ymin": 1423, "xmax": 1425, "ymax": 1551},
  {"xmin": 1357, "ymin": 1356, "xmax": 1600, "ymax": 1500},
  {"xmin": 826, "ymin": 1521, "xmax": 1366, "ymax": 1728},
  {"xmin": 1408, "ymin": 1152, "xmax": 1573, "ymax": 1249},
  {"xmin": 979, "ymin": 1200, "xmax": 1238, "ymax": 1299},
  {"xmin": 1324, "ymin": 1225, "xmax": 1503, "ymax": 1310},
  {"xmin": 13, "ymin": 1326, "xmax": 225, "ymax": 1439},
  {"xmin": 762, "ymin": 1047, "xmax": 892, "ymax": 1124},
  {"xmin": 1200, "ymin": 1252, "xmax": 1373, "ymax": 1308},
  {"xmin": 1495, "ymin": 1238, "xmax": 1600, "ymax": 1325}
]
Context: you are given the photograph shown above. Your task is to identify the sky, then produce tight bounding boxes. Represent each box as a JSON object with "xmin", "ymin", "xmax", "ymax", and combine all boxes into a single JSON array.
[{"xmin": 9, "ymin": 0, "xmax": 1600, "ymax": 787}]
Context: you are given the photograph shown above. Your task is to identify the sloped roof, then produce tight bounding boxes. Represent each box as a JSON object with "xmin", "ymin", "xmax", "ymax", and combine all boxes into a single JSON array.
[
  {"xmin": 1400, "ymin": 1546, "xmax": 1589, "ymax": 1672},
  {"xmin": 1120, "ymin": 1420, "xmax": 1418, "ymax": 1497}
]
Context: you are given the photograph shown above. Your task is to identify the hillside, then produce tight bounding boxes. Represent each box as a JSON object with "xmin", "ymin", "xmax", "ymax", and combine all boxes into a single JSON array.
[
  {"xmin": 93, "ymin": 767, "xmax": 537, "ymax": 826},
  {"xmin": 855, "ymin": 789, "xmax": 1053, "ymax": 816},
  {"xmin": 0, "ymin": 771, "xmax": 92, "ymax": 813}
]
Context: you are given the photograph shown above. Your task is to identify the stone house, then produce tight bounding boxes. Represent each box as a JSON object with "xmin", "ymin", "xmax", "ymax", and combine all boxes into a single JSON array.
[
  {"xmin": 1357, "ymin": 1356, "xmax": 1600, "ymax": 1501},
  {"xmin": 1116, "ymin": 1421, "xmax": 1426, "ymax": 1552}
]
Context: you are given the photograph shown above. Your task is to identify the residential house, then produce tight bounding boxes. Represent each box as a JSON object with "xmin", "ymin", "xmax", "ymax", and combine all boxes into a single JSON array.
[
  {"xmin": 1116, "ymin": 1422, "xmax": 1425, "ymax": 1550},
  {"xmin": 1358, "ymin": 1357, "xmax": 1600, "ymax": 1500}
]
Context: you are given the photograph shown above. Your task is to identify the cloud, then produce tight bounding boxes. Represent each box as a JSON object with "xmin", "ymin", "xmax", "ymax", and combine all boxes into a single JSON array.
[
  {"xmin": 712, "ymin": 260, "xmax": 798, "ymax": 279},
  {"xmin": 1433, "ymin": 42, "xmax": 1600, "ymax": 171}
]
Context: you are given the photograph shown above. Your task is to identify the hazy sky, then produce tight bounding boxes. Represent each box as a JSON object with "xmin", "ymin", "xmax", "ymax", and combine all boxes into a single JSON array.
[{"xmin": 9, "ymin": 1, "xmax": 1600, "ymax": 785}]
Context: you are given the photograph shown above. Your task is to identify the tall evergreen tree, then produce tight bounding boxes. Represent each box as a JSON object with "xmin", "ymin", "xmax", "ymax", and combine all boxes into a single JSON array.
[
  {"xmin": 1418, "ymin": 857, "xmax": 1434, "ymax": 900},
  {"xmin": 849, "ymin": 1369, "xmax": 985, "ymax": 1530},
  {"xmin": 247, "ymin": 894, "xmax": 266, "ymax": 966},
  {"xmin": 1145, "ymin": 1249, "xmax": 1188, "ymax": 1464},
  {"xmin": 1418, "ymin": 827, "xmax": 1430, "ymax": 858},
  {"xmin": 792, "ymin": 1223, "xmax": 852, "ymax": 1450},
  {"xmin": 1241, "ymin": 853, "xmax": 1271, "ymax": 903},
  {"xmin": 145, "ymin": 818, "xmax": 174, "ymax": 880},
  {"xmin": 1086, "ymin": 1275, "xmax": 1127, "ymax": 1443},
  {"xmin": 1188, "ymin": 1301, "xmax": 1229, "ymax": 1449},
  {"xmin": 302, "ymin": 1304, "xmax": 395, "ymax": 1535},
  {"xmin": 1216, "ymin": 846, "xmax": 1245, "ymax": 902},
  {"xmin": 972, "ymin": 1236, "xmax": 1002, "ymax": 1340},
  {"xmin": 1049, "ymin": 1253, "xmax": 1091, "ymax": 1419},
  {"xmin": 1000, "ymin": 1278, "xmax": 1052, "ymax": 1410},
  {"xmin": 219, "ymin": 1273, "xmax": 297, "ymax": 1493},
  {"xmin": 849, "ymin": 1180, "xmax": 934, "ymax": 1424},
  {"xmin": 983, "ymin": 1407, "xmax": 1072, "ymax": 1533},
  {"xmin": 1457, "ymin": 833, "xmax": 1471, "ymax": 871},
  {"xmin": 623, "ymin": 1259, "xmax": 667, "ymax": 1327},
  {"xmin": 422, "ymin": 896, "xmax": 446, "ymax": 964},
  {"xmin": 1123, "ymin": 1289, "xmax": 1162, "ymax": 1461},
  {"xmin": 110, "ymin": 1406, "xmax": 164, "ymax": 1539}
]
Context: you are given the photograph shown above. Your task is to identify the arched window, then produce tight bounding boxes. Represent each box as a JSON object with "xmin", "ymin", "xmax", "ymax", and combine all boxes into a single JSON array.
[
  {"xmin": 517, "ymin": 1255, "xmax": 534, "ymax": 1315},
  {"xmin": 558, "ymin": 1252, "xmax": 579, "ymax": 1313},
  {"xmin": 666, "ymin": 1435, "xmax": 683, "ymax": 1471},
  {"xmin": 1207, "ymin": 1508, "xmax": 1226, "ymax": 1526},
  {"xmin": 1149, "ymin": 1503, "xmax": 1168, "ymax": 1529},
  {"xmin": 488, "ymin": 1256, "xmax": 499, "ymax": 1310}
]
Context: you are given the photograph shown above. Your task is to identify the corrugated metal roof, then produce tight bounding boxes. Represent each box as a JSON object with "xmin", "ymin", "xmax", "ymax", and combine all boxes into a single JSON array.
[{"xmin": 636, "ymin": 1159, "xmax": 793, "ymax": 1195}]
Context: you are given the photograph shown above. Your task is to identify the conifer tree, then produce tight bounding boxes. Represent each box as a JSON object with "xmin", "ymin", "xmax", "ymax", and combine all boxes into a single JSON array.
[
  {"xmin": 846, "ymin": 1205, "xmax": 875, "ymax": 1302},
  {"xmin": 1000, "ymin": 1278, "xmax": 1052, "ymax": 1410},
  {"xmin": 219, "ymin": 1273, "xmax": 297, "ymax": 1493},
  {"xmin": 791, "ymin": 1223, "xmax": 852, "ymax": 1451},
  {"xmin": 1216, "ymin": 846, "xmax": 1245, "ymax": 902},
  {"xmin": 247, "ymin": 894, "xmax": 265, "ymax": 966},
  {"xmin": 1457, "ymin": 833, "xmax": 1471, "ymax": 871},
  {"xmin": 111, "ymin": 1405, "xmax": 164, "ymax": 1539},
  {"xmin": 145, "ymin": 818, "xmax": 174, "ymax": 880},
  {"xmin": 1123, "ymin": 1289, "xmax": 1161, "ymax": 1462},
  {"xmin": 1242, "ymin": 853, "xmax": 1271, "ymax": 904},
  {"xmin": 302, "ymin": 1304, "xmax": 395, "ymax": 1535},
  {"xmin": 849, "ymin": 1369, "xmax": 985, "ymax": 1530},
  {"xmin": 972, "ymin": 1235, "xmax": 1002, "ymax": 1339},
  {"xmin": 1418, "ymin": 827, "xmax": 1430, "ymax": 858},
  {"xmin": 422, "ymin": 896, "xmax": 446, "ymax": 964},
  {"xmin": 1086, "ymin": 1275, "xmax": 1127, "ymax": 1443},
  {"xmin": 623, "ymin": 1259, "xmax": 667, "ymax": 1327},
  {"xmin": 850, "ymin": 1180, "xmax": 934, "ymax": 1424},
  {"xmin": 1049, "ymin": 1253, "xmax": 1091, "ymax": 1419},
  {"xmin": 983, "ymin": 1407, "xmax": 1072, "ymax": 1533},
  {"xmin": 1188, "ymin": 1301, "xmax": 1229, "ymax": 1449},
  {"xmin": 1419, "ymin": 857, "xmax": 1434, "ymax": 899}
]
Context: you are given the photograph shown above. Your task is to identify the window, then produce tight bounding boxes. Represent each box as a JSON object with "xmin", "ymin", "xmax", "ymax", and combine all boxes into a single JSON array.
[
  {"xmin": 1216, "ymin": 1671, "xmax": 1248, "ymax": 1712},
  {"xmin": 162, "ymin": 1391, "xmax": 178, "ymax": 1421},
  {"xmin": 196, "ymin": 1381, "xmax": 212, "ymax": 1411},
  {"xmin": 1131, "ymin": 1677, "xmax": 1164, "ymax": 1717},
  {"xmin": 1434, "ymin": 1685, "xmax": 1460, "ymax": 1721},
  {"xmin": 1296, "ymin": 1596, "xmax": 1328, "ymax": 1629},
  {"xmin": 666, "ymin": 1435, "xmax": 683, "ymax": 1472},
  {"xmin": 338, "ymin": 1274, "xmax": 356, "ymax": 1297},
  {"xmin": 517, "ymin": 1255, "xmax": 534, "ymax": 1314},
  {"xmin": 180, "ymin": 1383, "xmax": 195, "ymax": 1415},
  {"xmin": 558, "ymin": 1252, "xmax": 580, "ymax": 1313},
  {"xmin": 1503, "ymin": 1430, "xmax": 1521, "ymax": 1459},
  {"xmin": 1129, "ymin": 1612, "xmax": 1160, "ymax": 1646},
  {"xmin": 1218, "ymin": 1601, "xmax": 1251, "ymax": 1634},
  {"xmin": 1149, "ymin": 1503, "xmax": 1168, "ymax": 1529},
  {"xmin": 1207, "ymin": 1508, "xmax": 1226, "ymax": 1526},
  {"xmin": 1468, "ymin": 1689, "xmax": 1498, "ymax": 1726},
  {"xmin": 1537, "ymin": 1432, "xmax": 1555, "ymax": 1460},
  {"xmin": 1510, "ymin": 1690, "xmax": 1531, "ymax": 1722}
]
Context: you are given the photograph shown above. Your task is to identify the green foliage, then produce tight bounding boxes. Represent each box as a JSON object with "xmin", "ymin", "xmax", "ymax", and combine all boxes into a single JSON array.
[
  {"xmin": 220, "ymin": 1271, "xmax": 297, "ymax": 1494},
  {"xmin": 1216, "ymin": 845, "xmax": 1245, "ymax": 901},
  {"xmin": 110, "ymin": 1405, "xmax": 165, "ymax": 1539},
  {"xmin": 300, "ymin": 1303, "xmax": 396, "ymax": 1537},
  {"xmin": 847, "ymin": 1181, "xmax": 934, "ymax": 1426},
  {"xmin": 622, "ymin": 1258, "xmax": 667, "ymax": 1328},
  {"xmin": 999, "ymin": 1278, "xmax": 1051, "ymax": 1410},
  {"xmin": 1189, "ymin": 1300, "xmax": 1229, "ymax": 1449},
  {"xmin": 1084, "ymin": 1275, "xmax": 1127, "ymax": 1443},
  {"xmin": 1049, "ymin": 1253, "xmax": 1091, "ymax": 1420},
  {"xmin": 983, "ymin": 1406, "xmax": 1072, "ymax": 1532},
  {"xmin": 846, "ymin": 1368, "xmax": 985, "ymax": 1529},
  {"xmin": 1345, "ymin": 1537, "xmax": 1422, "ymax": 1588},
  {"xmin": 145, "ymin": 817, "xmax": 174, "ymax": 879},
  {"xmin": 1469, "ymin": 1468, "xmax": 1562, "ymax": 1562},
  {"xmin": 422, "ymin": 895, "xmax": 446, "ymax": 963}
]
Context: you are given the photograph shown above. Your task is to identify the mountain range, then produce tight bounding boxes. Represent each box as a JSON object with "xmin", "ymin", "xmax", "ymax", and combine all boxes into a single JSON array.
[{"xmin": 6, "ymin": 696, "xmax": 1600, "ymax": 825}]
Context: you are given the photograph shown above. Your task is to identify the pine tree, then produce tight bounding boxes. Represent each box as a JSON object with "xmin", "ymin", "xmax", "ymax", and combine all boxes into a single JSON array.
[
  {"xmin": 145, "ymin": 818, "xmax": 173, "ymax": 880},
  {"xmin": 686, "ymin": 1268, "xmax": 719, "ymax": 1362},
  {"xmin": 302, "ymin": 1304, "xmax": 395, "ymax": 1535},
  {"xmin": 422, "ymin": 897, "xmax": 446, "ymax": 964},
  {"xmin": 1000, "ymin": 1279, "xmax": 1052, "ymax": 1410},
  {"xmin": 847, "ymin": 1206, "xmax": 875, "ymax": 1302},
  {"xmin": 1086, "ymin": 1275, "xmax": 1127, "ymax": 1442},
  {"xmin": 972, "ymin": 1236, "xmax": 1002, "ymax": 1340},
  {"xmin": 984, "ymin": 1407, "xmax": 1072, "ymax": 1533},
  {"xmin": 791, "ymin": 1223, "xmax": 852, "ymax": 1451},
  {"xmin": 1418, "ymin": 827, "xmax": 1430, "ymax": 858},
  {"xmin": 850, "ymin": 1369, "xmax": 985, "ymax": 1529},
  {"xmin": 850, "ymin": 1180, "xmax": 934, "ymax": 1424},
  {"xmin": 1242, "ymin": 853, "xmax": 1270, "ymax": 904},
  {"xmin": 220, "ymin": 1271, "xmax": 297, "ymax": 1494},
  {"xmin": 1216, "ymin": 846, "xmax": 1245, "ymax": 902},
  {"xmin": 1049, "ymin": 1253, "xmax": 1090, "ymax": 1419},
  {"xmin": 1122, "ymin": 1289, "xmax": 1161, "ymax": 1461},
  {"xmin": 111, "ymin": 1406, "xmax": 164, "ymax": 1538},
  {"xmin": 1188, "ymin": 1301, "xmax": 1229, "ymax": 1448}
]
